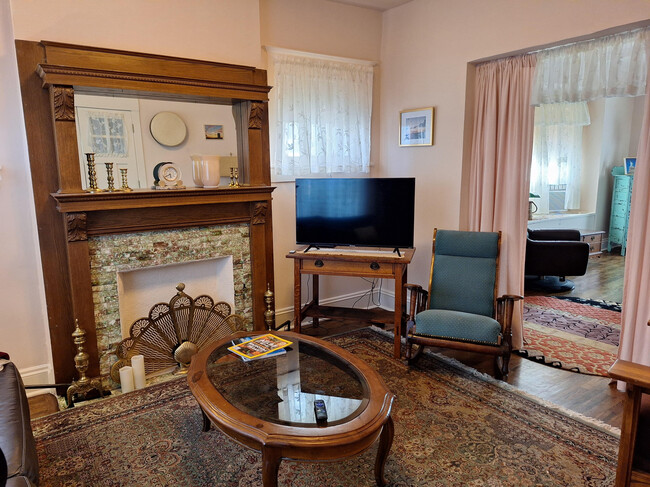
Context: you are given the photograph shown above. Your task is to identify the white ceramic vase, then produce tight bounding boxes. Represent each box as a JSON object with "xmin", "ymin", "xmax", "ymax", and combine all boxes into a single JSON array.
[
  {"xmin": 190, "ymin": 154, "xmax": 203, "ymax": 187},
  {"xmin": 201, "ymin": 155, "xmax": 221, "ymax": 188}
]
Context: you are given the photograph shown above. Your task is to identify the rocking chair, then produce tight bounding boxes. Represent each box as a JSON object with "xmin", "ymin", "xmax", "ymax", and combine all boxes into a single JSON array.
[{"xmin": 404, "ymin": 229, "xmax": 522, "ymax": 379}]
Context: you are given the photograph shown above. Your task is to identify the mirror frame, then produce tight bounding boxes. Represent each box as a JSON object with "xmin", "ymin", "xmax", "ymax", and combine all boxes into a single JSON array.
[{"xmin": 15, "ymin": 40, "xmax": 275, "ymax": 384}]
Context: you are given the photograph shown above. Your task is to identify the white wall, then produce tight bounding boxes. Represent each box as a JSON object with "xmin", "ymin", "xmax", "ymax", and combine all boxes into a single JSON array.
[
  {"xmin": 380, "ymin": 0, "xmax": 650, "ymax": 293},
  {"xmin": 0, "ymin": 0, "xmax": 52, "ymax": 383},
  {"xmin": 137, "ymin": 98, "xmax": 238, "ymax": 187},
  {"xmin": 585, "ymin": 96, "xmax": 646, "ymax": 235}
]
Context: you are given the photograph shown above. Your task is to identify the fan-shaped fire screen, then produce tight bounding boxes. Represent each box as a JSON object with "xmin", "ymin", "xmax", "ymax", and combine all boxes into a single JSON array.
[{"xmin": 111, "ymin": 283, "xmax": 246, "ymax": 383}]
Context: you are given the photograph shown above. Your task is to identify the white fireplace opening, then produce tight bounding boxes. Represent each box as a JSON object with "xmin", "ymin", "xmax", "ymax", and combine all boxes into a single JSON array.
[{"xmin": 116, "ymin": 256, "xmax": 235, "ymax": 338}]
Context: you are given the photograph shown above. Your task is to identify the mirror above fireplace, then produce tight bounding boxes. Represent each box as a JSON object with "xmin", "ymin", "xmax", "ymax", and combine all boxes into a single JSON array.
[{"xmin": 15, "ymin": 40, "xmax": 276, "ymax": 386}]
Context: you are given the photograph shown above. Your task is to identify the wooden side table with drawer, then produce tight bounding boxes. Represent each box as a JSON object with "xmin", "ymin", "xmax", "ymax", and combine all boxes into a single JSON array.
[
  {"xmin": 287, "ymin": 247, "xmax": 415, "ymax": 359},
  {"xmin": 580, "ymin": 230, "xmax": 605, "ymax": 258}
]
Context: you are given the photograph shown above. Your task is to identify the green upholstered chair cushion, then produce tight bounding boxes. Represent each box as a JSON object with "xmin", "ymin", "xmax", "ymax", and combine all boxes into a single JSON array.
[
  {"xmin": 429, "ymin": 230, "xmax": 498, "ymax": 317},
  {"xmin": 414, "ymin": 309, "xmax": 502, "ymax": 346}
]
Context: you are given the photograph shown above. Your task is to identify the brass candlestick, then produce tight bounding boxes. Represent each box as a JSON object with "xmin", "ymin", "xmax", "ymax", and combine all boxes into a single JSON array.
[
  {"xmin": 105, "ymin": 162, "xmax": 116, "ymax": 192},
  {"xmin": 233, "ymin": 168, "xmax": 240, "ymax": 187},
  {"xmin": 66, "ymin": 319, "xmax": 106, "ymax": 407},
  {"xmin": 119, "ymin": 168, "xmax": 132, "ymax": 192},
  {"xmin": 264, "ymin": 283, "xmax": 275, "ymax": 331},
  {"xmin": 229, "ymin": 167, "xmax": 235, "ymax": 187},
  {"xmin": 84, "ymin": 153, "xmax": 103, "ymax": 193}
]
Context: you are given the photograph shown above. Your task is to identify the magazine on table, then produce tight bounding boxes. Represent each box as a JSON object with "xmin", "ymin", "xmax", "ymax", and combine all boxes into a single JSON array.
[{"xmin": 228, "ymin": 334, "xmax": 292, "ymax": 361}]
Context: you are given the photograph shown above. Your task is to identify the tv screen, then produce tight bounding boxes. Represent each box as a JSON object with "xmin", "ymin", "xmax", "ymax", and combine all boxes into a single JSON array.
[{"xmin": 295, "ymin": 178, "xmax": 415, "ymax": 249}]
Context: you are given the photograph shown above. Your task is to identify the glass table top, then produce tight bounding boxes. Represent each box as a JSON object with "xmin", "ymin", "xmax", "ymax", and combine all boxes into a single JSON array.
[{"xmin": 206, "ymin": 336, "xmax": 369, "ymax": 427}]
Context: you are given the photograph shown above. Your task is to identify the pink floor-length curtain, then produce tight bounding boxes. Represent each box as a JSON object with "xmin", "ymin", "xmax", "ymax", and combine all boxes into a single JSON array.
[
  {"xmin": 468, "ymin": 54, "xmax": 537, "ymax": 349},
  {"xmin": 619, "ymin": 46, "xmax": 650, "ymax": 368}
]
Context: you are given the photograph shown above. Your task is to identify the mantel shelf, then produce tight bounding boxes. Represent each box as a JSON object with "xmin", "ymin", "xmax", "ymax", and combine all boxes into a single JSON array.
[{"xmin": 51, "ymin": 185, "xmax": 275, "ymax": 213}]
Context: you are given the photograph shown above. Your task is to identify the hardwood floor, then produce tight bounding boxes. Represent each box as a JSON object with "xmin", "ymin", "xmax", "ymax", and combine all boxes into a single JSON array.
[{"xmin": 29, "ymin": 252, "xmax": 627, "ymax": 428}]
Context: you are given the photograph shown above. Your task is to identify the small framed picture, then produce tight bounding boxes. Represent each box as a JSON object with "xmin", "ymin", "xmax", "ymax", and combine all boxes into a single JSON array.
[
  {"xmin": 399, "ymin": 107, "xmax": 434, "ymax": 146},
  {"xmin": 624, "ymin": 157, "xmax": 636, "ymax": 175},
  {"xmin": 204, "ymin": 124, "xmax": 224, "ymax": 140}
]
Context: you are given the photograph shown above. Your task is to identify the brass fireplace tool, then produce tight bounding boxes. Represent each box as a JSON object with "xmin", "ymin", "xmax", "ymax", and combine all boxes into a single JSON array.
[{"xmin": 66, "ymin": 319, "xmax": 106, "ymax": 407}]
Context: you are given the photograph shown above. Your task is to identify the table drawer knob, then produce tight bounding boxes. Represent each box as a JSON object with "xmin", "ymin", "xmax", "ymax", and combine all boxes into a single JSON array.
[
  {"xmin": 370, "ymin": 262, "xmax": 380, "ymax": 270},
  {"xmin": 315, "ymin": 259, "xmax": 324, "ymax": 268}
]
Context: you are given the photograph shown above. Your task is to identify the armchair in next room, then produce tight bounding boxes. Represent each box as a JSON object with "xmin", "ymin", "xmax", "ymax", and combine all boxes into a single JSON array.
[{"xmin": 524, "ymin": 229, "xmax": 590, "ymax": 292}]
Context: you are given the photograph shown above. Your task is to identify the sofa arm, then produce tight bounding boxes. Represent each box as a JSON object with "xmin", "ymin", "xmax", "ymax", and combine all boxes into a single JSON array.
[
  {"xmin": 0, "ymin": 362, "xmax": 39, "ymax": 486},
  {"xmin": 527, "ymin": 228, "xmax": 582, "ymax": 241}
]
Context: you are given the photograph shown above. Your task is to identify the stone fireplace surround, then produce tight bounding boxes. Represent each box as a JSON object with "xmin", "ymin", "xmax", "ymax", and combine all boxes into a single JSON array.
[
  {"xmin": 90, "ymin": 223, "xmax": 252, "ymax": 377},
  {"xmin": 16, "ymin": 40, "xmax": 276, "ymax": 385}
]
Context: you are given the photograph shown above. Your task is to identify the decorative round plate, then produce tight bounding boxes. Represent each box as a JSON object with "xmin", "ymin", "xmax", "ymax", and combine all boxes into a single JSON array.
[{"xmin": 150, "ymin": 111, "xmax": 187, "ymax": 147}]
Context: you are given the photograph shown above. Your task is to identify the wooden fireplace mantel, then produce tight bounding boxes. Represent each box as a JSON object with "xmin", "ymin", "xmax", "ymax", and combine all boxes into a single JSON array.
[{"xmin": 16, "ymin": 40, "xmax": 276, "ymax": 385}]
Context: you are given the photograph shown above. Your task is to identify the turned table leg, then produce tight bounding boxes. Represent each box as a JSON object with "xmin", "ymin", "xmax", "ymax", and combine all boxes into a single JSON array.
[
  {"xmin": 374, "ymin": 416, "xmax": 394, "ymax": 486},
  {"xmin": 262, "ymin": 447, "xmax": 282, "ymax": 487}
]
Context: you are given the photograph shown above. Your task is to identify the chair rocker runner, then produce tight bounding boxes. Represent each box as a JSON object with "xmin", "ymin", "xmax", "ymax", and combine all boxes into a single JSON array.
[{"xmin": 404, "ymin": 229, "xmax": 522, "ymax": 379}]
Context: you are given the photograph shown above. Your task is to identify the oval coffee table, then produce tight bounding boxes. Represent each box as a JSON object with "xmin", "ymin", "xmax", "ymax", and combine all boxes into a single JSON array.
[{"xmin": 187, "ymin": 330, "xmax": 395, "ymax": 486}]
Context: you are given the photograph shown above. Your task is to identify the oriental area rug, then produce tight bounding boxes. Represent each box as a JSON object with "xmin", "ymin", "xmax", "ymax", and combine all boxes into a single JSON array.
[
  {"xmin": 519, "ymin": 296, "xmax": 621, "ymax": 377},
  {"xmin": 32, "ymin": 328, "xmax": 619, "ymax": 487}
]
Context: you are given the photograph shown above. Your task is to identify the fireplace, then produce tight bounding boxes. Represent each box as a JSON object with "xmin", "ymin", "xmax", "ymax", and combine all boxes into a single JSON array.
[
  {"xmin": 16, "ymin": 40, "xmax": 276, "ymax": 384},
  {"xmin": 90, "ymin": 224, "xmax": 252, "ymax": 376}
]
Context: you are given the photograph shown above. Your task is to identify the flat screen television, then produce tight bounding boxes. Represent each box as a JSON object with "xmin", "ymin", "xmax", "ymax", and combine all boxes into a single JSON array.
[{"xmin": 295, "ymin": 177, "xmax": 415, "ymax": 250}]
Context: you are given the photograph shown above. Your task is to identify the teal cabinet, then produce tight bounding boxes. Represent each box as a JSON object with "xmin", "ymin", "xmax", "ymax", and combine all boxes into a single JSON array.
[{"xmin": 608, "ymin": 166, "xmax": 633, "ymax": 256}]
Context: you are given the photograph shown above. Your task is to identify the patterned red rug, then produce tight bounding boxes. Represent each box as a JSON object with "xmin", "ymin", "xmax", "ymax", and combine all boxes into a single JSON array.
[
  {"xmin": 32, "ymin": 328, "xmax": 619, "ymax": 486},
  {"xmin": 519, "ymin": 296, "xmax": 621, "ymax": 376}
]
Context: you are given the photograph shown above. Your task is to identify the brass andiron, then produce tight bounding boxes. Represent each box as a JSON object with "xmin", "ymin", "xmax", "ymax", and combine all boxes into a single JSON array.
[
  {"xmin": 84, "ymin": 153, "xmax": 103, "ymax": 193},
  {"xmin": 264, "ymin": 283, "xmax": 275, "ymax": 330},
  {"xmin": 66, "ymin": 319, "xmax": 105, "ymax": 407},
  {"xmin": 105, "ymin": 162, "xmax": 116, "ymax": 191},
  {"xmin": 119, "ymin": 168, "xmax": 132, "ymax": 192}
]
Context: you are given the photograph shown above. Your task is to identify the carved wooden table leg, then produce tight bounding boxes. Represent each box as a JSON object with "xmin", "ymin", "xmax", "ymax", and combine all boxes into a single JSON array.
[
  {"xmin": 374, "ymin": 416, "xmax": 394, "ymax": 486},
  {"xmin": 262, "ymin": 447, "xmax": 282, "ymax": 487}
]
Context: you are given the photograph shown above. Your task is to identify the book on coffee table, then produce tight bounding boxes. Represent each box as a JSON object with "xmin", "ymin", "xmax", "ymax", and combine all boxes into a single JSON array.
[{"xmin": 228, "ymin": 334, "xmax": 293, "ymax": 361}]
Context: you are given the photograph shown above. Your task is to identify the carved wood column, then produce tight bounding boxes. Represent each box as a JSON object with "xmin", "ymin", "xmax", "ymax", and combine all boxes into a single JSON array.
[
  {"xmin": 64, "ymin": 212, "xmax": 100, "ymax": 376},
  {"xmin": 50, "ymin": 86, "xmax": 83, "ymax": 193}
]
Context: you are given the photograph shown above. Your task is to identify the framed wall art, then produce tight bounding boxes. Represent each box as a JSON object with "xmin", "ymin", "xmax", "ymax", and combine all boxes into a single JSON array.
[
  {"xmin": 399, "ymin": 107, "xmax": 434, "ymax": 146},
  {"xmin": 204, "ymin": 124, "xmax": 224, "ymax": 140}
]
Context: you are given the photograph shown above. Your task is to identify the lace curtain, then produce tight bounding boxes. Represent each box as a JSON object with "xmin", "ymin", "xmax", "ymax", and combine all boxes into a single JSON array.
[
  {"xmin": 87, "ymin": 111, "xmax": 128, "ymax": 157},
  {"xmin": 530, "ymin": 102, "xmax": 590, "ymax": 213},
  {"xmin": 270, "ymin": 52, "xmax": 373, "ymax": 177},
  {"xmin": 532, "ymin": 28, "xmax": 648, "ymax": 105}
]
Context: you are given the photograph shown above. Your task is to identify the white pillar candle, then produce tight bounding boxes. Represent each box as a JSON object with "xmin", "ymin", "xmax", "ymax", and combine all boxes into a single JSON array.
[
  {"xmin": 119, "ymin": 365, "xmax": 135, "ymax": 393},
  {"xmin": 131, "ymin": 355, "xmax": 146, "ymax": 390}
]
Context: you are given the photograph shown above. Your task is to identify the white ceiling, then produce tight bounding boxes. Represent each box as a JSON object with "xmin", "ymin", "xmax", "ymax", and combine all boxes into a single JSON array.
[{"xmin": 328, "ymin": 0, "xmax": 413, "ymax": 11}]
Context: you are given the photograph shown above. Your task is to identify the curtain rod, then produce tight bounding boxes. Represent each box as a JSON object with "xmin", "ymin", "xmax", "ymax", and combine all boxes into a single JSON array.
[{"xmin": 264, "ymin": 46, "xmax": 378, "ymax": 67}]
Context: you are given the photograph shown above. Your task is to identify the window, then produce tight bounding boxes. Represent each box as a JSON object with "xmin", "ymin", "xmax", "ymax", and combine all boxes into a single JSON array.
[
  {"xmin": 530, "ymin": 102, "xmax": 590, "ymax": 214},
  {"xmin": 269, "ymin": 50, "xmax": 374, "ymax": 179}
]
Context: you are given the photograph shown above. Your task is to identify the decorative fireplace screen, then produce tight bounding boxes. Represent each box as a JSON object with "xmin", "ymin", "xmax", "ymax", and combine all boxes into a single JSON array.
[{"xmin": 111, "ymin": 283, "xmax": 246, "ymax": 383}]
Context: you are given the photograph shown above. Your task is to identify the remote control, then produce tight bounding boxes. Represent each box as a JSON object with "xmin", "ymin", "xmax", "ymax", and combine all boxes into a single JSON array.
[{"xmin": 314, "ymin": 399, "xmax": 327, "ymax": 423}]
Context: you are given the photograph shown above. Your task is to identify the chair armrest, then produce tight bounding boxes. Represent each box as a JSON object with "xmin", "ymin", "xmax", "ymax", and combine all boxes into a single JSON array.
[
  {"xmin": 528, "ymin": 229, "xmax": 582, "ymax": 241},
  {"xmin": 404, "ymin": 283, "xmax": 428, "ymax": 323},
  {"xmin": 608, "ymin": 359, "xmax": 650, "ymax": 390},
  {"xmin": 495, "ymin": 294, "xmax": 523, "ymax": 344}
]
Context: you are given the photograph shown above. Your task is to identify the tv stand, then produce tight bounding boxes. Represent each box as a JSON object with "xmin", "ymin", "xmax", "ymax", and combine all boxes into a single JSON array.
[{"xmin": 287, "ymin": 246, "xmax": 415, "ymax": 359}]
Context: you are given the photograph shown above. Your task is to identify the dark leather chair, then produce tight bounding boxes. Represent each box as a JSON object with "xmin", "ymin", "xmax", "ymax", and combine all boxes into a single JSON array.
[
  {"xmin": 525, "ymin": 229, "xmax": 589, "ymax": 292},
  {"xmin": 0, "ymin": 360, "xmax": 39, "ymax": 486}
]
